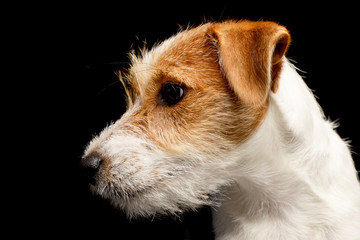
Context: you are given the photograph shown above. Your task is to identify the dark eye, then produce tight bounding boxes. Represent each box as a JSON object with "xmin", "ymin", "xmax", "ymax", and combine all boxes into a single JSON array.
[{"xmin": 158, "ymin": 83, "xmax": 185, "ymax": 106}]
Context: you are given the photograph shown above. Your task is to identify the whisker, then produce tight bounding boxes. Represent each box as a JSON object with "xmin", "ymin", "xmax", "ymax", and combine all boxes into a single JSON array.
[{"xmin": 96, "ymin": 81, "xmax": 121, "ymax": 96}]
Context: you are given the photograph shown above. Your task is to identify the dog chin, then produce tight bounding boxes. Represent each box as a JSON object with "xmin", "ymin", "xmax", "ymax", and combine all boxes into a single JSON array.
[{"xmin": 90, "ymin": 178, "xmax": 223, "ymax": 218}]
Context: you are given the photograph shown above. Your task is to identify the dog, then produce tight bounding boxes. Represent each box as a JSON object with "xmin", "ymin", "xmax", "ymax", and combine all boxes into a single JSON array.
[{"xmin": 81, "ymin": 20, "xmax": 360, "ymax": 239}]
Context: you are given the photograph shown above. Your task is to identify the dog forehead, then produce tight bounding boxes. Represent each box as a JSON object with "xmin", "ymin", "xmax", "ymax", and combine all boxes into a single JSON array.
[{"xmin": 129, "ymin": 23, "xmax": 220, "ymax": 89}]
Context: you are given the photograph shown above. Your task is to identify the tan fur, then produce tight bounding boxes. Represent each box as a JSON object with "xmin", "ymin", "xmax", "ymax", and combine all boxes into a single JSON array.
[
  {"xmin": 119, "ymin": 21, "xmax": 290, "ymax": 153},
  {"xmin": 211, "ymin": 20, "xmax": 290, "ymax": 105}
]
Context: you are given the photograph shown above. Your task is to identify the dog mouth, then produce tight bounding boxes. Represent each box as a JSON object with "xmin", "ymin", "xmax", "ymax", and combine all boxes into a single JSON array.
[
  {"xmin": 88, "ymin": 170, "xmax": 221, "ymax": 217},
  {"xmin": 84, "ymin": 154, "xmax": 231, "ymax": 218},
  {"xmin": 90, "ymin": 178, "xmax": 156, "ymax": 201}
]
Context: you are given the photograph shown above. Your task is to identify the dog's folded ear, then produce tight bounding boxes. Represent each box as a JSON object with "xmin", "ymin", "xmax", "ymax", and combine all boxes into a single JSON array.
[{"xmin": 210, "ymin": 21, "xmax": 291, "ymax": 105}]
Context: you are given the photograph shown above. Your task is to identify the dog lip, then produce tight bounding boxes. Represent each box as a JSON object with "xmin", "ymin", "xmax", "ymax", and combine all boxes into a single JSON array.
[{"xmin": 92, "ymin": 179, "xmax": 156, "ymax": 200}]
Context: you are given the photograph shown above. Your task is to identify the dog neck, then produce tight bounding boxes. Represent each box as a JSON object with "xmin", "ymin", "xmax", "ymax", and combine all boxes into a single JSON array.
[{"xmin": 212, "ymin": 60, "xmax": 360, "ymax": 239}]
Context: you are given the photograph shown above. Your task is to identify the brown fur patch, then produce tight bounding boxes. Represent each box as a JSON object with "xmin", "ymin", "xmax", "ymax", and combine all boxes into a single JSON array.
[
  {"xmin": 119, "ymin": 21, "xmax": 290, "ymax": 153},
  {"xmin": 211, "ymin": 20, "xmax": 290, "ymax": 105}
]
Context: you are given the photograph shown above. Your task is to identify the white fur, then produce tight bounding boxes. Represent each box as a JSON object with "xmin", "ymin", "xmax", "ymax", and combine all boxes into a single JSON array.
[
  {"xmin": 212, "ymin": 60, "xmax": 360, "ymax": 239},
  {"xmin": 84, "ymin": 55, "xmax": 360, "ymax": 239}
]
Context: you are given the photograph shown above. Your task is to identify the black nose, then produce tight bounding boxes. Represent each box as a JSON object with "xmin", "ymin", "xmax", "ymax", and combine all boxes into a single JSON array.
[{"xmin": 80, "ymin": 154, "xmax": 103, "ymax": 185}]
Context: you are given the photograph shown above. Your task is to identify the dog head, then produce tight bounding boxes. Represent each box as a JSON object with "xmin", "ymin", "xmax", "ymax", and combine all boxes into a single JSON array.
[{"xmin": 81, "ymin": 20, "xmax": 290, "ymax": 217}]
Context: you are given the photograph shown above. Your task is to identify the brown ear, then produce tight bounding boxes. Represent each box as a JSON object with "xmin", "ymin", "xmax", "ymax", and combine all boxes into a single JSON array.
[{"xmin": 210, "ymin": 21, "xmax": 290, "ymax": 105}]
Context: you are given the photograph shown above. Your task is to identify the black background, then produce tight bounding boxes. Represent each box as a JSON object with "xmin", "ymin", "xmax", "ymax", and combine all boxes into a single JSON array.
[{"xmin": 11, "ymin": 1, "xmax": 359, "ymax": 239}]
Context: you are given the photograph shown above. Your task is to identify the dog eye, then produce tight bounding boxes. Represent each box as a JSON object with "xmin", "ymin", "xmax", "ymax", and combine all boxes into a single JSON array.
[{"xmin": 158, "ymin": 83, "xmax": 185, "ymax": 106}]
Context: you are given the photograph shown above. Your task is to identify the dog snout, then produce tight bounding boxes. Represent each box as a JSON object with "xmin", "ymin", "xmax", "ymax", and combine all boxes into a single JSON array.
[{"xmin": 80, "ymin": 154, "xmax": 103, "ymax": 185}]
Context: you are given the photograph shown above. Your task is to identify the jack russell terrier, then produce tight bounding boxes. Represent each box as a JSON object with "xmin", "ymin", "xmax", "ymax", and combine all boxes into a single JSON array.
[{"xmin": 81, "ymin": 20, "xmax": 360, "ymax": 239}]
